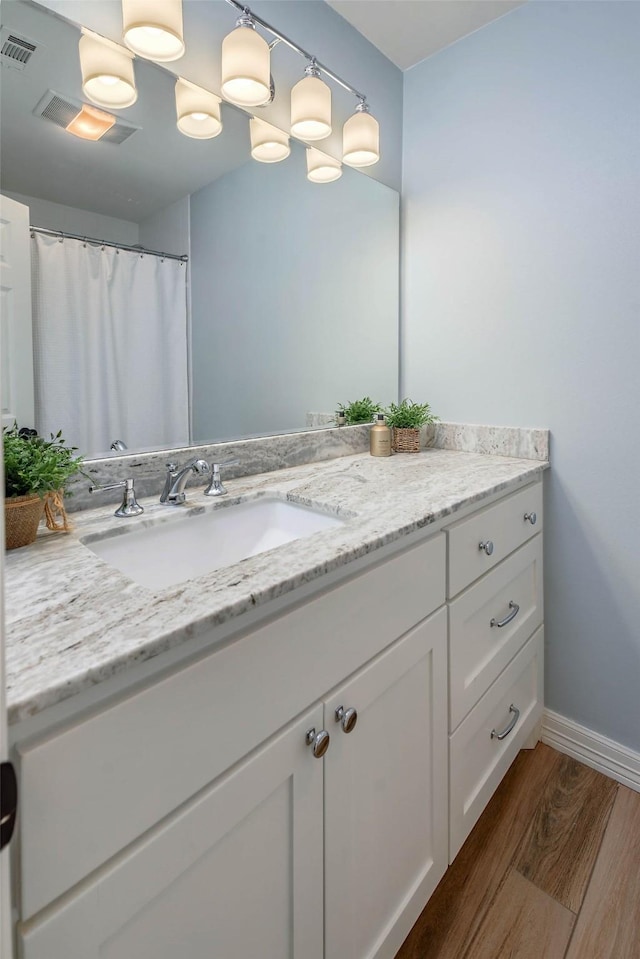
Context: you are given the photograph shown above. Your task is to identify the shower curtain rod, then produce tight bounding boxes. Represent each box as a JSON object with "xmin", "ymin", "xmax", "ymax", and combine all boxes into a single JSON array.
[{"xmin": 30, "ymin": 225, "xmax": 188, "ymax": 263}]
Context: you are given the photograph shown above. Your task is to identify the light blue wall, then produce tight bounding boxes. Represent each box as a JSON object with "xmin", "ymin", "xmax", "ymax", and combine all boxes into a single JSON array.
[
  {"xmin": 190, "ymin": 144, "xmax": 399, "ymax": 442},
  {"xmin": 4, "ymin": 192, "xmax": 139, "ymax": 245},
  {"xmin": 402, "ymin": 2, "xmax": 640, "ymax": 750},
  {"xmin": 139, "ymin": 198, "xmax": 190, "ymax": 258}
]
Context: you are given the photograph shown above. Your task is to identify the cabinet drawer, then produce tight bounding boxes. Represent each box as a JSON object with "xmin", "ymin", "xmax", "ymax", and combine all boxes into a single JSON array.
[
  {"xmin": 17, "ymin": 533, "xmax": 445, "ymax": 919},
  {"xmin": 447, "ymin": 481, "xmax": 543, "ymax": 598},
  {"xmin": 449, "ymin": 536, "xmax": 543, "ymax": 731},
  {"xmin": 449, "ymin": 627, "xmax": 544, "ymax": 862}
]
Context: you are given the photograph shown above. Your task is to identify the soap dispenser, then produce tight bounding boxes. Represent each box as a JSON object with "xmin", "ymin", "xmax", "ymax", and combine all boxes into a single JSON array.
[{"xmin": 370, "ymin": 413, "xmax": 391, "ymax": 457}]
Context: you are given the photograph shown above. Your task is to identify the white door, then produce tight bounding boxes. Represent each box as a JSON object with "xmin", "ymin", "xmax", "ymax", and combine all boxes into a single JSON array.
[
  {"xmin": 1, "ymin": 195, "xmax": 31, "ymax": 956},
  {"xmin": 1, "ymin": 325, "xmax": 15, "ymax": 959},
  {"xmin": 0, "ymin": 194, "xmax": 34, "ymax": 430},
  {"xmin": 18, "ymin": 705, "xmax": 325, "ymax": 959},
  {"xmin": 324, "ymin": 607, "xmax": 448, "ymax": 959}
]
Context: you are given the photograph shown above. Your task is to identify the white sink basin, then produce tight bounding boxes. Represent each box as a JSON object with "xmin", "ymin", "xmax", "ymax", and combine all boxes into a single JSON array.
[{"xmin": 82, "ymin": 497, "xmax": 345, "ymax": 589}]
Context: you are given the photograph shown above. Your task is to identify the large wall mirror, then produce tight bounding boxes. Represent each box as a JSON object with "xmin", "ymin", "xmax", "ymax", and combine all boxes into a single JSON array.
[{"xmin": 0, "ymin": 0, "xmax": 399, "ymax": 459}]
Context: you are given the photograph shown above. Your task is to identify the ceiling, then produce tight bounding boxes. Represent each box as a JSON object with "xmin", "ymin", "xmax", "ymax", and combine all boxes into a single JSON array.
[
  {"xmin": 0, "ymin": 1, "xmax": 254, "ymax": 222},
  {"xmin": 0, "ymin": 0, "xmax": 527, "ymax": 223},
  {"xmin": 326, "ymin": 0, "xmax": 527, "ymax": 71}
]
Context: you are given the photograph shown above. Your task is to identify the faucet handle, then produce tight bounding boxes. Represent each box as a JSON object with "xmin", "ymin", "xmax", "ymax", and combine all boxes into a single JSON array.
[
  {"xmin": 204, "ymin": 459, "xmax": 239, "ymax": 497},
  {"xmin": 89, "ymin": 477, "xmax": 144, "ymax": 517}
]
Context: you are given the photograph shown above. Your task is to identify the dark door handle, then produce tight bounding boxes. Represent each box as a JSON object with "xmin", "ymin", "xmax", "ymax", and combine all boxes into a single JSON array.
[{"xmin": 0, "ymin": 761, "xmax": 18, "ymax": 850}]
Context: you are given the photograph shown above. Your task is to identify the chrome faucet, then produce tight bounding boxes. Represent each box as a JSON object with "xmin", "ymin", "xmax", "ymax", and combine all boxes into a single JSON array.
[{"xmin": 160, "ymin": 458, "xmax": 210, "ymax": 505}]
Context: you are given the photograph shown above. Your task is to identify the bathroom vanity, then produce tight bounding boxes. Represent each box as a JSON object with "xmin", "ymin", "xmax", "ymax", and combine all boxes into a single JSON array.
[{"xmin": 5, "ymin": 442, "xmax": 547, "ymax": 958}]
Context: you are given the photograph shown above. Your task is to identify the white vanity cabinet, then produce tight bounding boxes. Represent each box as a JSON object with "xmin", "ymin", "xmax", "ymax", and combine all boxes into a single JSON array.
[
  {"xmin": 15, "ymin": 535, "xmax": 448, "ymax": 959},
  {"xmin": 445, "ymin": 480, "xmax": 545, "ymax": 860},
  {"xmin": 12, "ymin": 473, "xmax": 547, "ymax": 957}
]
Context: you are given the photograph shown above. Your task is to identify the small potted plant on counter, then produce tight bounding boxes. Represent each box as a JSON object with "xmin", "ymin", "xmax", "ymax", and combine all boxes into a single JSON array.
[
  {"xmin": 384, "ymin": 398, "xmax": 439, "ymax": 453},
  {"xmin": 336, "ymin": 396, "xmax": 382, "ymax": 426},
  {"xmin": 3, "ymin": 425, "xmax": 84, "ymax": 549}
]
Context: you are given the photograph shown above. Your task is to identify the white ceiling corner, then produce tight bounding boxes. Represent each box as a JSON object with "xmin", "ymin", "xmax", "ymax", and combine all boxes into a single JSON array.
[{"xmin": 325, "ymin": 0, "xmax": 527, "ymax": 71}]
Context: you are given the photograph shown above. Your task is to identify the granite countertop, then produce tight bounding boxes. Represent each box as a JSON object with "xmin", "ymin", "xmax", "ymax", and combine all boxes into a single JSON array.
[{"xmin": 5, "ymin": 448, "xmax": 548, "ymax": 725}]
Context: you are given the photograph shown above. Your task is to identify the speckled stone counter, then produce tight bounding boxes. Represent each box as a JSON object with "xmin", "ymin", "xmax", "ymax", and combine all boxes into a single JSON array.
[{"xmin": 5, "ymin": 447, "xmax": 548, "ymax": 725}]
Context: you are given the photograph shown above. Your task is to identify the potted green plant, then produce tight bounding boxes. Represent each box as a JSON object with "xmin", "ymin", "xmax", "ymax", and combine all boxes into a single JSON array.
[
  {"xmin": 336, "ymin": 396, "xmax": 382, "ymax": 425},
  {"xmin": 384, "ymin": 399, "xmax": 439, "ymax": 453},
  {"xmin": 3, "ymin": 425, "xmax": 84, "ymax": 549}
]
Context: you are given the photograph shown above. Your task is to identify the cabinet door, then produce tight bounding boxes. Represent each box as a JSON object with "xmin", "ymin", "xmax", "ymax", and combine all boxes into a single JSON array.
[
  {"xmin": 19, "ymin": 706, "xmax": 325, "ymax": 959},
  {"xmin": 324, "ymin": 607, "xmax": 448, "ymax": 959}
]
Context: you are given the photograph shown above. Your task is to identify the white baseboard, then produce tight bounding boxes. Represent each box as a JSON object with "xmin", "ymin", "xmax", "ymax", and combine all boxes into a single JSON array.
[{"xmin": 541, "ymin": 709, "xmax": 640, "ymax": 793}]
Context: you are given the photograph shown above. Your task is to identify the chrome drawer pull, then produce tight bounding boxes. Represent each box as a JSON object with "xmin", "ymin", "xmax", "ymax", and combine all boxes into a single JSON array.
[
  {"xmin": 490, "ymin": 600, "xmax": 520, "ymax": 628},
  {"xmin": 491, "ymin": 704, "xmax": 520, "ymax": 740},
  {"xmin": 524, "ymin": 511, "xmax": 537, "ymax": 525},
  {"xmin": 479, "ymin": 540, "xmax": 494, "ymax": 556}
]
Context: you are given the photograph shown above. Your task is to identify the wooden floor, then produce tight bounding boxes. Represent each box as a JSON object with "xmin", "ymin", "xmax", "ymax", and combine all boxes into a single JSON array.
[{"xmin": 394, "ymin": 743, "xmax": 640, "ymax": 959}]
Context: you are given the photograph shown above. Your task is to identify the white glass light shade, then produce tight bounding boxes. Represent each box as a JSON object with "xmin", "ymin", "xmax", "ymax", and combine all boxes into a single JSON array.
[
  {"xmin": 250, "ymin": 118, "xmax": 290, "ymax": 163},
  {"xmin": 175, "ymin": 79, "xmax": 222, "ymax": 139},
  {"xmin": 221, "ymin": 26, "xmax": 270, "ymax": 106},
  {"xmin": 306, "ymin": 148, "xmax": 342, "ymax": 183},
  {"xmin": 291, "ymin": 75, "xmax": 332, "ymax": 140},
  {"xmin": 122, "ymin": 0, "xmax": 185, "ymax": 61},
  {"xmin": 79, "ymin": 32, "xmax": 137, "ymax": 109},
  {"xmin": 343, "ymin": 109, "xmax": 380, "ymax": 167}
]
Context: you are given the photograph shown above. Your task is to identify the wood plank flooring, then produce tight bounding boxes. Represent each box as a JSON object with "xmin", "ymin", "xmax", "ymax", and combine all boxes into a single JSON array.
[{"xmin": 394, "ymin": 744, "xmax": 640, "ymax": 959}]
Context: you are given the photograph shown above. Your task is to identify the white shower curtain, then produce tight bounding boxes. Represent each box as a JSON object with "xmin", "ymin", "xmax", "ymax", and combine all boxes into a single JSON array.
[{"xmin": 31, "ymin": 232, "xmax": 189, "ymax": 456}]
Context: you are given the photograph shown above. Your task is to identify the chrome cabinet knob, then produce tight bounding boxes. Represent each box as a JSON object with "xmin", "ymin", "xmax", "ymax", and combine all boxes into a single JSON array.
[
  {"xmin": 479, "ymin": 540, "xmax": 494, "ymax": 556},
  {"xmin": 524, "ymin": 512, "xmax": 537, "ymax": 525},
  {"xmin": 306, "ymin": 727, "xmax": 330, "ymax": 758},
  {"xmin": 335, "ymin": 705, "xmax": 358, "ymax": 733}
]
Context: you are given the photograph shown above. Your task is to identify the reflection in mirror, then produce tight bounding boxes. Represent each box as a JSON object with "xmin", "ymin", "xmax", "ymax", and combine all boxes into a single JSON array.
[{"xmin": 0, "ymin": 0, "xmax": 399, "ymax": 459}]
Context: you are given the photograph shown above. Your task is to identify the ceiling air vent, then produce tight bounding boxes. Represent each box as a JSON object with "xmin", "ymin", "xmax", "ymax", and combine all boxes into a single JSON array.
[
  {"xmin": 0, "ymin": 29, "xmax": 37, "ymax": 70},
  {"xmin": 33, "ymin": 90, "xmax": 140, "ymax": 145}
]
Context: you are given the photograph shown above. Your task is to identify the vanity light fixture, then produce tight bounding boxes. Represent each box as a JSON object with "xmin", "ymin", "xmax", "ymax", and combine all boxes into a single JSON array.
[
  {"xmin": 250, "ymin": 117, "xmax": 290, "ymax": 162},
  {"xmin": 175, "ymin": 78, "xmax": 222, "ymax": 139},
  {"xmin": 343, "ymin": 100, "xmax": 380, "ymax": 167},
  {"xmin": 79, "ymin": 30, "xmax": 137, "ymax": 109},
  {"xmin": 290, "ymin": 59, "xmax": 332, "ymax": 141},
  {"xmin": 220, "ymin": 11, "xmax": 271, "ymax": 107},
  {"xmin": 65, "ymin": 104, "xmax": 116, "ymax": 141},
  {"xmin": 122, "ymin": 0, "xmax": 185, "ymax": 62},
  {"xmin": 306, "ymin": 147, "xmax": 342, "ymax": 183},
  {"xmin": 221, "ymin": 0, "xmax": 380, "ymax": 170}
]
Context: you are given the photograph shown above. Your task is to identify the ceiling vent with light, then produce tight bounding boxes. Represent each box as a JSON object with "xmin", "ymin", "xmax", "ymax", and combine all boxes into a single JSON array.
[
  {"xmin": 0, "ymin": 28, "xmax": 37, "ymax": 71},
  {"xmin": 33, "ymin": 90, "xmax": 141, "ymax": 144}
]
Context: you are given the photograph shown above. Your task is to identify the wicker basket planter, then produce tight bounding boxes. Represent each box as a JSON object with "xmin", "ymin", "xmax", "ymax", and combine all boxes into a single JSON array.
[
  {"xmin": 5, "ymin": 494, "xmax": 46, "ymax": 550},
  {"xmin": 392, "ymin": 427, "xmax": 421, "ymax": 453}
]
